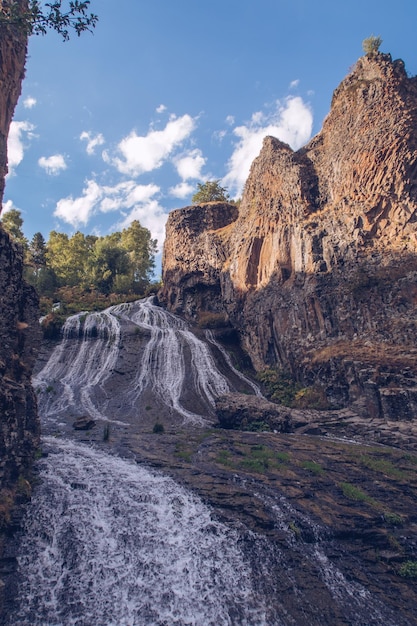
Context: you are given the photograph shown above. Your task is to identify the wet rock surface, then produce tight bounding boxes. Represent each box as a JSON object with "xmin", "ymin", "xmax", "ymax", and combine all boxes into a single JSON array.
[
  {"xmin": 22, "ymin": 299, "xmax": 417, "ymax": 624},
  {"xmin": 81, "ymin": 420, "xmax": 417, "ymax": 625}
]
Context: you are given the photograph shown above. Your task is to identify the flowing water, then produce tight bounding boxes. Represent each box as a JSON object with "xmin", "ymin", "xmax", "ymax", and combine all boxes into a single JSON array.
[
  {"xmin": 34, "ymin": 297, "xmax": 241, "ymax": 427},
  {"xmin": 9, "ymin": 298, "xmax": 412, "ymax": 625},
  {"xmin": 8, "ymin": 438, "xmax": 272, "ymax": 626}
]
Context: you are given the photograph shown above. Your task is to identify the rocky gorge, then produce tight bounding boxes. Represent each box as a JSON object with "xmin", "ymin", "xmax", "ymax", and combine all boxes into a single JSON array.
[{"xmin": 1, "ymin": 48, "xmax": 417, "ymax": 625}]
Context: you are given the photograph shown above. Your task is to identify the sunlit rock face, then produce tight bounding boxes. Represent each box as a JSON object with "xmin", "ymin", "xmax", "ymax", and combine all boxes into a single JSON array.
[{"xmin": 161, "ymin": 53, "xmax": 417, "ymax": 418}]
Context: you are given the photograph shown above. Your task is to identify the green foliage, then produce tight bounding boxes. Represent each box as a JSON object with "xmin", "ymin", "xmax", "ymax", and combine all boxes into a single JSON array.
[
  {"xmin": 383, "ymin": 512, "xmax": 404, "ymax": 527},
  {"xmin": 359, "ymin": 455, "xmax": 405, "ymax": 479},
  {"xmin": 0, "ymin": 1, "xmax": 98, "ymax": 41},
  {"xmin": 257, "ymin": 368, "xmax": 328, "ymax": 409},
  {"xmin": 301, "ymin": 460, "xmax": 324, "ymax": 475},
  {"xmin": 339, "ymin": 482, "xmax": 377, "ymax": 507},
  {"xmin": 1, "ymin": 208, "xmax": 28, "ymax": 249},
  {"xmin": 217, "ymin": 444, "xmax": 290, "ymax": 474},
  {"xmin": 362, "ymin": 35, "xmax": 382, "ymax": 56},
  {"xmin": 13, "ymin": 210, "xmax": 157, "ymax": 305},
  {"xmin": 257, "ymin": 368, "xmax": 301, "ymax": 405},
  {"xmin": 192, "ymin": 180, "xmax": 230, "ymax": 204},
  {"xmin": 398, "ymin": 561, "xmax": 417, "ymax": 579}
]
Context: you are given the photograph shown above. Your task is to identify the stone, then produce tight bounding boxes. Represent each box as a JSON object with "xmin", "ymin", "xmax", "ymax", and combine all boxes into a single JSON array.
[
  {"xmin": 161, "ymin": 53, "xmax": 417, "ymax": 421},
  {"xmin": 215, "ymin": 393, "xmax": 310, "ymax": 432},
  {"xmin": 73, "ymin": 416, "xmax": 96, "ymax": 431}
]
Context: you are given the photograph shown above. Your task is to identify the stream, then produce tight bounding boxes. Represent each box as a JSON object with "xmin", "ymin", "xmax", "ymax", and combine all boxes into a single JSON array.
[{"xmin": 7, "ymin": 298, "xmax": 412, "ymax": 625}]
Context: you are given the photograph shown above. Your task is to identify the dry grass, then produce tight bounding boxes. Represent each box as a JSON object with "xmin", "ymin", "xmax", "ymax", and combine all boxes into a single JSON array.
[{"xmin": 310, "ymin": 339, "xmax": 417, "ymax": 369}]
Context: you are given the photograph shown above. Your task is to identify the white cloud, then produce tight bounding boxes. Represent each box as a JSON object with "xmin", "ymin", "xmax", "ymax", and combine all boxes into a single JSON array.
[
  {"xmin": 226, "ymin": 115, "xmax": 235, "ymax": 125},
  {"xmin": 55, "ymin": 180, "xmax": 102, "ymax": 226},
  {"xmin": 223, "ymin": 96, "xmax": 313, "ymax": 196},
  {"xmin": 117, "ymin": 200, "xmax": 168, "ymax": 251},
  {"xmin": 80, "ymin": 130, "xmax": 105, "ymax": 155},
  {"xmin": 54, "ymin": 179, "xmax": 166, "ymax": 248},
  {"xmin": 2, "ymin": 199, "xmax": 19, "ymax": 214},
  {"xmin": 23, "ymin": 96, "xmax": 37, "ymax": 109},
  {"xmin": 289, "ymin": 79, "xmax": 300, "ymax": 89},
  {"xmin": 108, "ymin": 114, "xmax": 197, "ymax": 176},
  {"xmin": 213, "ymin": 129, "xmax": 227, "ymax": 143},
  {"xmin": 38, "ymin": 154, "xmax": 67, "ymax": 176},
  {"xmin": 169, "ymin": 182, "xmax": 195, "ymax": 199},
  {"xmin": 174, "ymin": 149, "xmax": 205, "ymax": 180},
  {"xmin": 156, "ymin": 104, "xmax": 167, "ymax": 113},
  {"xmin": 7, "ymin": 121, "xmax": 36, "ymax": 176}
]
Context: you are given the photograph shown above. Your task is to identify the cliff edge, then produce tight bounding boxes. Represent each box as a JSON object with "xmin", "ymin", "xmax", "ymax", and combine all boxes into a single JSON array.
[
  {"xmin": 160, "ymin": 53, "xmax": 417, "ymax": 420},
  {"xmin": 0, "ymin": 12, "xmax": 40, "ymax": 616}
]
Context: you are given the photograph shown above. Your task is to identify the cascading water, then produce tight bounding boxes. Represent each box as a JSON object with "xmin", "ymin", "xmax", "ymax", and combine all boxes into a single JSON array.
[
  {"xmin": 34, "ymin": 297, "xmax": 240, "ymax": 427},
  {"xmin": 11, "ymin": 297, "xmax": 411, "ymax": 625},
  {"xmin": 8, "ymin": 438, "xmax": 271, "ymax": 626}
]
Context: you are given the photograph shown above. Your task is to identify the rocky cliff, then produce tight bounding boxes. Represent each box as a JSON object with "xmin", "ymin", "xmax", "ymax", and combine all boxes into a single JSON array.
[
  {"xmin": 161, "ymin": 53, "xmax": 417, "ymax": 420},
  {"xmin": 0, "ymin": 8, "xmax": 40, "ymax": 615}
]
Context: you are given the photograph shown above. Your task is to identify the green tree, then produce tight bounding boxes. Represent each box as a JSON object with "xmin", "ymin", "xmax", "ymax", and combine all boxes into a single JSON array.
[
  {"xmin": 28, "ymin": 231, "xmax": 47, "ymax": 269},
  {"xmin": 120, "ymin": 220, "xmax": 157, "ymax": 292},
  {"xmin": 192, "ymin": 180, "xmax": 230, "ymax": 204},
  {"xmin": 0, "ymin": 1, "xmax": 98, "ymax": 41},
  {"xmin": 90, "ymin": 235, "xmax": 130, "ymax": 294},
  {"xmin": 362, "ymin": 35, "xmax": 382, "ymax": 56},
  {"xmin": 0, "ymin": 207, "xmax": 28, "ymax": 248}
]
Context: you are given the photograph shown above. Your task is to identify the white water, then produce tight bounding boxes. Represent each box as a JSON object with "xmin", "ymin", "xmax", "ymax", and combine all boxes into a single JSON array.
[
  {"xmin": 34, "ymin": 298, "xmax": 241, "ymax": 426},
  {"xmin": 10, "ymin": 438, "xmax": 270, "ymax": 626},
  {"xmin": 115, "ymin": 299, "xmax": 230, "ymax": 424}
]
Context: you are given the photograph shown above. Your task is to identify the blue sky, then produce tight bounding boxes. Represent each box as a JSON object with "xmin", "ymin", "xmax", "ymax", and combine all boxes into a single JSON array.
[{"xmin": 3, "ymin": 0, "xmax": 417, "ymax": 275}]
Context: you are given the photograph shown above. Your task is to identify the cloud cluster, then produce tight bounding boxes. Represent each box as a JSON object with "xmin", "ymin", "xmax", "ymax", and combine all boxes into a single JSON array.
[
  {"xmin": 54, "ymin": 180, "xmax": 167, "ymax": 249},
  {"xmin": 80, "ymin": 131, "xmax": 105, "ymax": 155},
  {"xmin": 2, "ymin": 198, "xmax": 20, "ymax": 214},
  {"xmin": 106, "ymin": 114, "xmax": 196, "ymax": 177},
  {"xmin": 223, "ymin": 96, "xmax": 313, "ymax": 196},
  {"xmin": 23, "ymin": 96, "xmax": 37, "ymax": 109},
  {"xmin": 38, "ymin": 154, "xmax": 67, "ymax": 175},
  {"xmin": 7, "ymin": 121, "xmax": 36, "ymax": 176}
]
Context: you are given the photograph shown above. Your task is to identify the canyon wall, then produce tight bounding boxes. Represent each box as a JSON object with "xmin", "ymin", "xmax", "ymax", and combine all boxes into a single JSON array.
[
  {"xmin": 0, "ymin": 6, "xmax": 41, "ymax": 614},
  {"xmin": 161, "ymin": 53, "xmax": 417, "ymax": 419}
]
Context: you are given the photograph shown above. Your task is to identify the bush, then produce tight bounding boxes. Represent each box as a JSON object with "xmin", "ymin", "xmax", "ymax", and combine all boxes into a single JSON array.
[
  {"xmin": 192, "ymin": 180, "xmax": 230, "ymax": 204},
  {"xmin": 399, "ymin": 561, "xmax": 417, "ymax": 579},
  {"xmin": 152, "ymin": 422, "xmax": 165, "ymax": 434},
  {"xmin": 362, "ymin": 35, "xmax": 382, "ymax": 56},
  {"xmin": 257, "ymin": 368, "xmax": 328, "ymax": 409}
]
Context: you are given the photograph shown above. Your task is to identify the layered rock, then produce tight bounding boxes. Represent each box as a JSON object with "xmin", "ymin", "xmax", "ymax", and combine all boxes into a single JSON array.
[
  {"xmin": 160, "ymin": 53, "xmax": 417, "ymax": 419},
  {"xmin": 0, "ymin": 8, "xmax": 41, "ymax": 615}
]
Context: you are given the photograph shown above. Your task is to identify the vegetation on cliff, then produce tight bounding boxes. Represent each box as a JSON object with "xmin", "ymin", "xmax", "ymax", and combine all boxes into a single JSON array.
[{"xmin": 1, "ymin": 209, "xmax": 159, "ymax": 327}]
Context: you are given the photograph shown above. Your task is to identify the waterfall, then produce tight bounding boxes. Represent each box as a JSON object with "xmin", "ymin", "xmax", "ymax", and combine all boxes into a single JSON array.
[
  {"xmin": 34, "ymin": 298, "xmax": 244, "ymax": 427},
  {"xmin": 8, "ymin": 438, "xmax": 270, "ymax": 626},
  {"xmin": 15, "ymin": 297, "xmax": 409, "ymax": 625}
]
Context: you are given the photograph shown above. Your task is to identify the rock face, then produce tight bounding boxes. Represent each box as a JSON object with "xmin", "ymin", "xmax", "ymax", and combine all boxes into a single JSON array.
[
  {"xmin": 160, "ymin": 53, "xmax": 417, "ymax": 419},
  {"xmin": 0, "ymin": 9, "xmax": 41, "ymax": 617}
]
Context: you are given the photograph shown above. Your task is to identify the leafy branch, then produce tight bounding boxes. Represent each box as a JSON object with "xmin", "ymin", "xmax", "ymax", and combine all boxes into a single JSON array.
[{"xmin": 0, "ymin": 1, "xmax": 98, "ymax": 40}]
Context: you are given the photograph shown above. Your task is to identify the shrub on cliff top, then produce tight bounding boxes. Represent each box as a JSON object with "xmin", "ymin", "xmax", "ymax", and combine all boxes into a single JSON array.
[
  {"xmin": 362, "ymin": 35, "xmax": 382, "ymax": 56},
  {"xmin": 192, "ymin": 180, "xmax": 230, "ymax": 204}
]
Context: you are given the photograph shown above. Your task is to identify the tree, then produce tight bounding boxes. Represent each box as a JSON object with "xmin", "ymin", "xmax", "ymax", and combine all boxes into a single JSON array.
[
  {"xmin": 0, "ymin": 1, "xmax": 98, "ymax": 41},
  {"xmin": 192, "ymin": 180, "xmax": 230, "ymax": 204},
  {"xmin": 362, "ymin": 35, "xmax": 382, "ymax": 56},
  {"xmin": 28, "ymin": 231, "xmax": 47, "ymax": 269},
  {"xmin": 0, "ymin": 208, "xmax": 28, "ymax": 248},
  {"xmin": 120, "ymin": 220, "xmax": 157, "ymax": 291}
]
